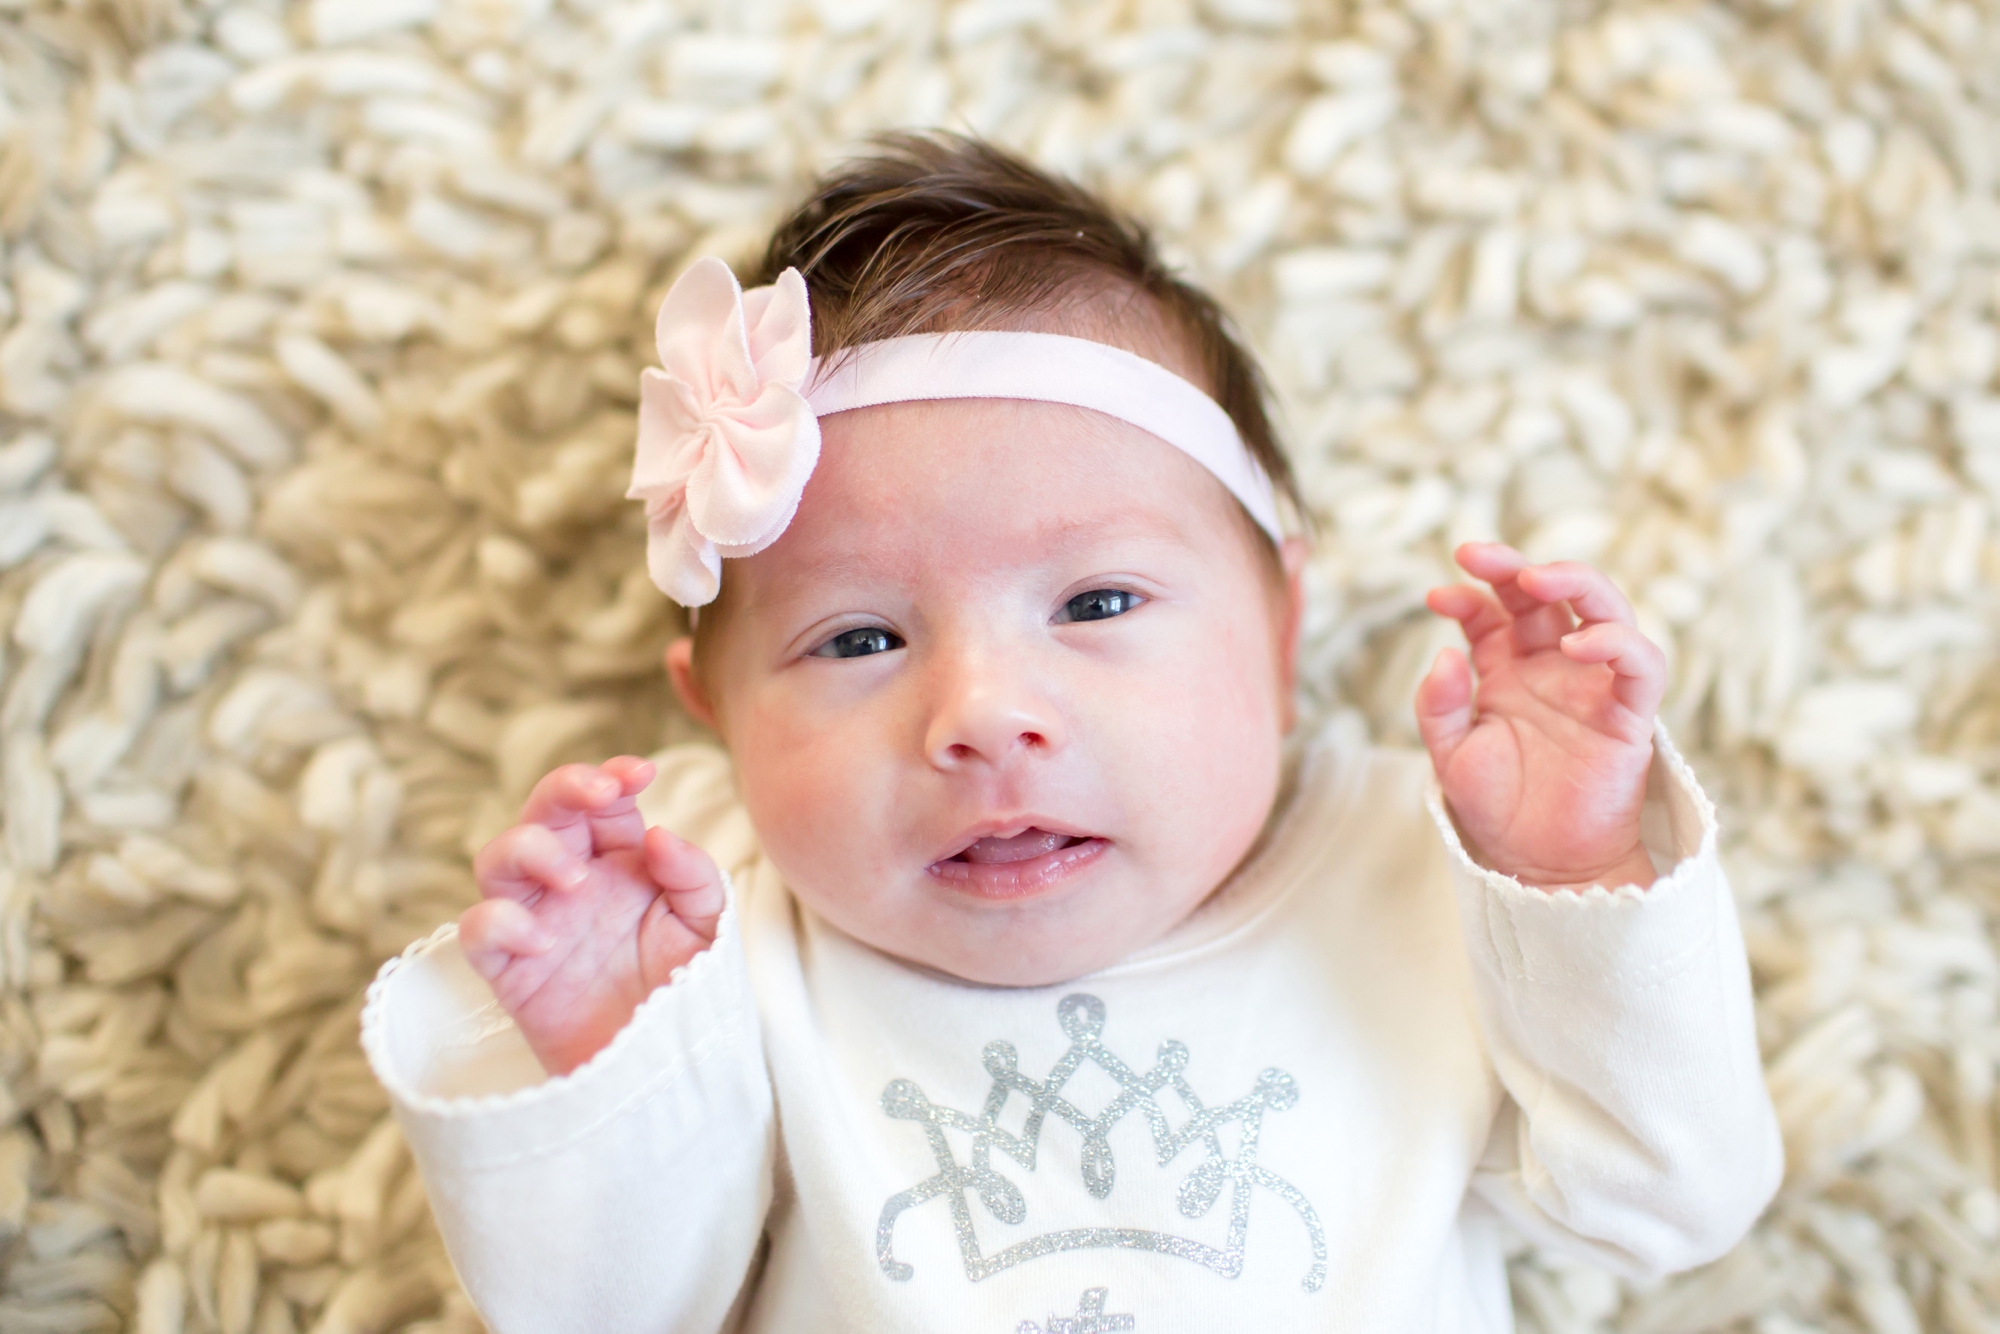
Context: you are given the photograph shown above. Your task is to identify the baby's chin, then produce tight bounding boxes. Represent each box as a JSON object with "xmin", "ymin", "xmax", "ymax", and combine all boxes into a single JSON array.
[
  {"xmin": 890, "ymin": 929, "xmax": 1163, "ymax": 989},
  {"xmin": 804, "ymin": 872, "xmax": 1203, "ymax": 988}
]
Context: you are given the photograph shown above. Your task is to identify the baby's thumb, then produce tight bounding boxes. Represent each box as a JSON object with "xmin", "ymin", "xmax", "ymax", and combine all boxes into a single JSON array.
[
  {"xmin": 1414, "ymin": 647, "xmax": 1475, "ymax": 777},
  {"xmin": 643, "ymin": 826, "xmax": 726, "ymax": 943},
  {"xmin": 460, "ymin": 898, "xmax": 554, "ymax": 983}
]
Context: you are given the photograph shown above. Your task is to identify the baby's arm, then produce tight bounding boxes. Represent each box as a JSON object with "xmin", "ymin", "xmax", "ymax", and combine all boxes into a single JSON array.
[
  {"xmin": 1419, "ymin": 544, "xmax": 1782, "ymax": 1274},
  {"xmin": 361, "ymin": 757, "xmax": 773, "ymax": 1334}
]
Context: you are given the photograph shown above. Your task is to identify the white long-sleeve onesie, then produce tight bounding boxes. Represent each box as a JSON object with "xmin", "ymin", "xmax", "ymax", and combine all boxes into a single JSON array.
[{"xmin": 361, "ymin": 722, "xmax": 1781, "ymax": 1333}]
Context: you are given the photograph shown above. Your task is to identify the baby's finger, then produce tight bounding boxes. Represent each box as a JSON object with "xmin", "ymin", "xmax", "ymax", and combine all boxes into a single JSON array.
[
  {"xmin": 460, "ymin": 898, "xmax": 554, "ymax": 981},
  {"xmin": 1425, "ymin": 584, "xmax": 1511, "ymax": 645},
  {"xmin": 600, "ymin": 754, "xmax": 656, "ymax": 795},
  {"xmin": 1516, "ymin": 562, "xmax": 1636, "ymax": 628},
  {"xmin": 578, "ymin": 756, "xmax": 657, "ymax": 854},
  {"xmin": 1561, "ymin": 622, "xmax": 1668, "ymax": 719},
  {"xmin": 644, "ymin": 826, "xmax": 725, "ymax": 943},
  {"xmin": 473, "ymin": 823, "xmax": 590, "ymax": 903},
  {"xmin": 1414, "ymin": 647, "xmax": 1476, "ymax": 774},
  {"xmin": 519, "ymin": 763, "xmax": 627, "ymax": 836},
  {"xmin": 1452, "ymin": 542, "xmax": 1542, "ymax": 617},
  {"xmin": 1459, "ymin": 542, "xmax": 1578, "ymax": 651}
]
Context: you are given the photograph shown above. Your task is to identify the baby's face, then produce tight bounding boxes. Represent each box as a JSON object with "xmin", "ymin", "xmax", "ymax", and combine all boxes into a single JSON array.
[{"xmin": 675, "ymin": 396, "xmax": 1301, "ymax": 986}]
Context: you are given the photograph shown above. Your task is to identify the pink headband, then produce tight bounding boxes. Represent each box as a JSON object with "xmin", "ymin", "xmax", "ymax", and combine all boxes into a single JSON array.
[{"xmin": 628, "ymin": 257, "xmax": 1284, "ymax": 608}]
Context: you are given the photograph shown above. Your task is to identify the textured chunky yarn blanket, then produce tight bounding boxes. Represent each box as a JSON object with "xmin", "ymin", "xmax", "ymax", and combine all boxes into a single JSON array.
[{"xmin": 0, "ymin": 1, "xmax": 1998, "ymax": 1331}]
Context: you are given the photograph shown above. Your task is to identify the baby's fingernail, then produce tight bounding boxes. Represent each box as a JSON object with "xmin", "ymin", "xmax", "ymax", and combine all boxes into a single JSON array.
[{"xmin": 558, "ymin": 861, "xmax": 589, "ymax": 890}]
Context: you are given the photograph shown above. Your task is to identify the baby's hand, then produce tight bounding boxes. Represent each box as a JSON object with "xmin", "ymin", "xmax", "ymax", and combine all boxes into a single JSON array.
[
  {"xmin": 1417, "ymin": 543, "xmax": 1664, "ymax": 893},
  {"xmin": 462, "ymin": 758, "xmax": 725, "ymax": 1075}
]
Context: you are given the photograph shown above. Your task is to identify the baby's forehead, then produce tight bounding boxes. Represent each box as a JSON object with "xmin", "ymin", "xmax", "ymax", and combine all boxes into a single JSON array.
[
  {"xmin": 814, "ymin": 396, "xmax": 1222, "ymax": 513},
  {"xmin": 758, "ymin": 398, "xmax": 1243, "ymax": 587}
]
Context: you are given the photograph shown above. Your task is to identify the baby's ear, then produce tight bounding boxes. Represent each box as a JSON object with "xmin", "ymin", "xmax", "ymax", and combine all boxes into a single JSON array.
[
  {"xmin": 666, "ymin": 638, "xmax": 719, "ymax": 731},
  {"xmin": 1280, "ymin": 536, "xmax": 1308, "ymax": 584},
  {"xmin": 1277, "ymin": 537, "xmax": 1310, "ymax": 724},
  {"xmin": 1279, "ymin": 537, "xmax": 1309, "ymax": 641}
]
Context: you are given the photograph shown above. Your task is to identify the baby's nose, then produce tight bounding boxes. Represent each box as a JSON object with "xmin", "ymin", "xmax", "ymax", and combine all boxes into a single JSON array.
[{"xmin": 922, "ymin": 661, "xmax": 1068, "ymax": 769}]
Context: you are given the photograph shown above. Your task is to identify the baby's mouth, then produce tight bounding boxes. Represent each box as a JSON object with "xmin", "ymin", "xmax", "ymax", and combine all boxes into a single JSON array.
[
  {"xmin": 953, "ymin": 828, "xmax": 1084, "ymax": 864},
  {"xmin": 928, "ymin": 824, "xmax": 1109, "ymax": 898}
]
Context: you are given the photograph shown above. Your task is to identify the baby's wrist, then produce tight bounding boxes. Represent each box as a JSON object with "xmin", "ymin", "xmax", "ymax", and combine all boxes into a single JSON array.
[
  {"xmin": 531, "ymin": 1018, "xmax": 626, "ymax": 1079},
  {"xmin": 1490, "ymin": 846, "xmax": 1658, "ymax": 895}
]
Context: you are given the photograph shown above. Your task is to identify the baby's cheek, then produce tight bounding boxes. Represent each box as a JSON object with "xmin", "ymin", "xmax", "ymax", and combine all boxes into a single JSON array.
[
  {"xmin": 1096, "ymin": 632, "xmax": 1280, "ymax": 808},
  {"xmin": 1133, "ymin": 613, "xmax": 1278, "ymax": 744},
  {"xmin": 1114, "ymin": 623, "xmax": 1282, "ymax": 857},
  {"xmin": 732, "ymin": 725, "xmax": 899, "ymax": 898}
]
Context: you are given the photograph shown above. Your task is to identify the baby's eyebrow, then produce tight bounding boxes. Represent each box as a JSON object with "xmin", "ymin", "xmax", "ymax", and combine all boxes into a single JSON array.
[
  {"xmin": 741, "ymin": 509, "xmax": 1198, "ymax": 619},
  {"xmin": 747, "ymin": 551, "xmax": 886, "ymax": 607},
  {"xmin": 1027, "ymin": 508, "xmax": 1197, "ymax": 552},
  {"xmin": 793, "ymin": 511, "xmax": 1193, "ymax": 586}
]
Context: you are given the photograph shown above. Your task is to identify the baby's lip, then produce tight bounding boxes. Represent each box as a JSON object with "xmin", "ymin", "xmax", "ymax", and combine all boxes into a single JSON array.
[
  {"xmin": 927, "ymin": 816, "xmax": 1111, "ymax": 900},
  {"xmin": 932, "ymin": 816, "xmax": 1100, "ymax": 866}
]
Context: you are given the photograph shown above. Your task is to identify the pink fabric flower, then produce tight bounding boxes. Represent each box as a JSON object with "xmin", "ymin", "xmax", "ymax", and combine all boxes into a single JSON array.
[{"xmin": 628, "ymin": 257, "xmax": 819, "ymax": 606}]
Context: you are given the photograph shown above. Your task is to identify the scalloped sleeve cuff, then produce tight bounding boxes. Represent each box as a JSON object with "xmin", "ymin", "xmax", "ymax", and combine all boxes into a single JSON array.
[
  {"xmin": 362, "ymin": 895, "xmax": 764, "ymax": 1169},
  {"xmin": 1426, "ymin": 721, "xmax": 1723, "ymax": 990},
  {"xmin": 360, "ymin": 901, "xmax": 773, "ymax": 1333}
]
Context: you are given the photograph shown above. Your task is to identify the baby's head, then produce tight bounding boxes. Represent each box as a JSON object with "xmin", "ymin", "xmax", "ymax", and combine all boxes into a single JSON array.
[{"xmin": 656, "ymin": 136, "xmax": 1307, "ymax": 986}]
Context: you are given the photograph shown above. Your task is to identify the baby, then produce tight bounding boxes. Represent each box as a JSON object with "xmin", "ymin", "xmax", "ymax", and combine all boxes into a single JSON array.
[{"xmin": 363, "ymin": 136, "xmax": 1781, "ymax": 1332}]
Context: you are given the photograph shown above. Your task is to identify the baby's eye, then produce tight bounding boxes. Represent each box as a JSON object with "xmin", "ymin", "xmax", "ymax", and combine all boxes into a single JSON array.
[
  {"xmin": 1056, "ymin": 589, "xmax": 1144, "ymax": 623},
  {"xmin": 810, "ymin": 626, "xmax": 905, "ymax": 659}
]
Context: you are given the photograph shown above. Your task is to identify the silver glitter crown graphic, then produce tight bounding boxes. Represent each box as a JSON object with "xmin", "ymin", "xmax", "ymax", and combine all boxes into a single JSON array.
[
  {"xmin": 1017, "ymin": 1287, "xmax": 1135, "ymax": 1333},
  {"xmin": 875, "ymin": 993, "xmax": 1327, "ymax": 1293}
]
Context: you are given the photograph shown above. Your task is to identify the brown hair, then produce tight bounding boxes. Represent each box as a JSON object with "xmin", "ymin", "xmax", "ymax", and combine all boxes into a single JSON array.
[{"xmin": 748, "ymin": 132, "xmax": 1304, "ymax": 528}]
